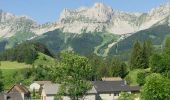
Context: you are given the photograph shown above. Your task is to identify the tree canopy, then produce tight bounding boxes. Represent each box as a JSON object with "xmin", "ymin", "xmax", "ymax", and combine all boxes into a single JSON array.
[
  {"xmin": 53, "ymin": 51, "xmax": 94, "ymax": 99},
  {"xmin": 141, "ymin": 73, "xmax": 170, "ymax": 100},
  {"xmin": 130, "ymin": 40, "xmax": 152, "ymax": 69}
]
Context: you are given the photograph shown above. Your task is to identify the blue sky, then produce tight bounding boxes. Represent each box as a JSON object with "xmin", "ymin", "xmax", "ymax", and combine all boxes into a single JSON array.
[{"xmin": 0, "ymin": 0, "xmax": 170, "ymax": 24}]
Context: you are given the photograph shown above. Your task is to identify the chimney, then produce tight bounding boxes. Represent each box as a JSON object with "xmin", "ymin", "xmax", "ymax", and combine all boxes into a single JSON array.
[{"xmin": 124, "ymin": 80, "xmax": 127, "ymax": 85}]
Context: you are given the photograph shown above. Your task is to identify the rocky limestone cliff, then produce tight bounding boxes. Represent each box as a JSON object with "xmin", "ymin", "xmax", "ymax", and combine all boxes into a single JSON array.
[
  {"xmin": 1, "ymin": 3, "xmax": 170, "ymax": 38},
  {"xmin": 0, "ymin": 10, "xmax": 38, "ymax": 38},
  {"xmin": 58, "ymin": 3, "xmax": 170, "ymax": 35}
]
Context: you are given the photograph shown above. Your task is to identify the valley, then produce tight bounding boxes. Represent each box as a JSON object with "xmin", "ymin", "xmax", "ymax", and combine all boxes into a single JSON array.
[{"xmin": 1, "ymin": 1, "xmax": 170, "ymax": 100}]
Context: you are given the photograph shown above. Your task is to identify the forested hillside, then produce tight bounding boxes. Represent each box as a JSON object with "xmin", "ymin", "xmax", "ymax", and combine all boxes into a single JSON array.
[
  {"xmin": 109, "ymin": 23, "xmax": 170, "ymax": 59},
  {"xmin": 0, "ymin": 42, "xmax": 53, "ymax": 64},
  {"xmin": 33, "ymin": 29, "xmax": 119, "ymax": 56}
]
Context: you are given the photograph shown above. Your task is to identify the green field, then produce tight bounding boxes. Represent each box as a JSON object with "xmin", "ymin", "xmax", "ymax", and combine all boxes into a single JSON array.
[
  {"xmin": 126, "ymin": 69, "xmax": 140, "ymax": 85},
  {"xmin": 0, "ymin": 53, "xmax": 56, "ymax": 90},
  {"xmin": 0, "ymin": 61, "xmax": 32, "ymax": 90},
  {"xmin": 126, "ymin": 68, "xmax": 150, "ymax": 86},
  {"xmin": 0, "ymin": 61, "xmax": 31, "ymax": 69}
]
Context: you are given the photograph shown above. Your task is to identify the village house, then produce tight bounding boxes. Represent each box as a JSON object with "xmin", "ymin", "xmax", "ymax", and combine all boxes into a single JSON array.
[
  {"xmin": 41, "ymin": 78, "xmax": 140, "ymax": 100},
  {"xmin": 0, "ymin": 84, "xmax": 31, "ymax": 100},
  {"xmin": 30, "ymin": 81, "xmax": 52, "ymax": 92},
  {"xmin": 92, "ymin": 80, "xmax": 140, "ymax": 100},
  {"xmin": 41, "ymin": 84, "xmax": 60, "ymax": 100}
]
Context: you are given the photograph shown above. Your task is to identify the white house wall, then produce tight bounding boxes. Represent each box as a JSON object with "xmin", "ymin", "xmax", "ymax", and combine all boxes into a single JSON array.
[
  {"xmin": 83, "ymin": 95, "xmax": 96, "ymax": 100},
  {"xmin": 30, "ymin": 83, "xmax": 40, "ymax": 91},
  {"xmin": 61, "ymin": 95, "xmax": 96, "ymax": 100},
  {"xmin": 46, "ymin": 96, "xmax": 55, "ymax": 100},
  {"xmin": 99, "ymin": 93, "xmax": 115, "ymax": 100}
]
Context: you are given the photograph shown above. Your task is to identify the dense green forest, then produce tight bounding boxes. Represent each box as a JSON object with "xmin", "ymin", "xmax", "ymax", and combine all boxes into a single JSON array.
[{"xmin": 0, "ymin": 42, "xmax": 53, "ymax": 64}]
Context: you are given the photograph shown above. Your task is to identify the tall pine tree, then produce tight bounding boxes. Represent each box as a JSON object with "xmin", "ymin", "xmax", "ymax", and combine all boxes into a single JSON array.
[
  {"xmin": 130, "ymin": 41, "xmax": 142, "ymax": 69},
  {"xmin": 130, "ymin": 40, "xmax": 153, "ymax": 69},
  {"xmin": 140, "ymin": 42, "xmax": 149, "ymax": 69}
]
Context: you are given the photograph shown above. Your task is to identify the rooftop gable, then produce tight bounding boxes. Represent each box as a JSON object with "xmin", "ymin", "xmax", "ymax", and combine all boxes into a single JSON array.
[{"xmin": 7, "ymin": 84, "xmax": 30, "ymax": 94}]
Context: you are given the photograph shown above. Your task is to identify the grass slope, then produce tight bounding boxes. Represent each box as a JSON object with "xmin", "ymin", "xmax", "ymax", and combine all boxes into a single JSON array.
[
  {"xmin": 125, "ymin": 69, "xmax": 140, "ymax": 85},
  {"xmin": 34, "ymin": 52, "xmax": 56, "ymax": 67},
  {"xmin": 126, "ymin": 68, "xmax": 150, "ymax": 86},
  {"xmin": 0, "ymin": 61, "xmax": 31, "ymax": 90},
  {"xmin": 94, "ymin": 33, "xmax": 119, "ymax": 56},
  {"xmin": 0, "ymin": 61, "xmax": 31, "ymax": 69},
  {"xmin": 0, "ymin": 52, "xmax": 56, "ymax": 90}
]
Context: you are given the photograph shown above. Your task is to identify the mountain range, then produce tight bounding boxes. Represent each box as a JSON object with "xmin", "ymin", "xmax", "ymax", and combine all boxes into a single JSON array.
[{"xmin": 0, "ymin": 3, "xmax": 170, "ymax": 57}]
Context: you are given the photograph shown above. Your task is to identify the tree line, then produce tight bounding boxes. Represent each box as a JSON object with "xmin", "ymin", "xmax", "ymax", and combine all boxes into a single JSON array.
[{"xmin": 0, "ymin": 42, "xmax": 52, "ymax": 64}]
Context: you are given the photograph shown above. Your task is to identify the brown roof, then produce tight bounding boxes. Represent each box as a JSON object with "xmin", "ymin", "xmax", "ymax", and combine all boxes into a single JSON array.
[
  {"xmin": 7, "ymin": 84, "xmax": 30, "ymax": 94},
  {"xmin": 34, "ymin": 81, "xmax": 52, "ymax": 85}
]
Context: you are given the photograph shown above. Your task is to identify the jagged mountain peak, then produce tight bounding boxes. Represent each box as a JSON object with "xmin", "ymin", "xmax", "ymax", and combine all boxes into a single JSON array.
[
  {"xmin": 0, "ymin": 10, "xmax": 15, "ymax": 22},
  {"xmin": 1, "ymin": 2, "xmax": 170, "ymax": 38},
  {"xmin": 93, "ymin": 2, "xmax": 112, "ymax": 10},
  {"xmin": 149, "ymin": 3, "xmax": 170, "ymax": 16},
  {"xmin": 58, "ymin": 2, "xmax": 170, "ymax": 34}
]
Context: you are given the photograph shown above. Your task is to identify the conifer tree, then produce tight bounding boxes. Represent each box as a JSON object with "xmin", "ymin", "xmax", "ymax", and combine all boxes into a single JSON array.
[
  {"xmin": 140, "ymin": 42, "xmax": 149, "ymax": 69},
  {"xmin": 130, "ymin": 41, "xmax": 142, "ymax": 69}
]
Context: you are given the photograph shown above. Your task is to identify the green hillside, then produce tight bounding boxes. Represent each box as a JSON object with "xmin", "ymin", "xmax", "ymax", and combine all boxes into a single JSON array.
[
  {"xmin": 0, "ymin": 61, "xmax": 32, "ymax": 89},
  {"xmin": 0, "ymin": 23, "xmax": 170, "ymax": 58},
  {"xmin": 0, "ymin": 51, "xmax": 56, "ymax": 90},
  {"xmin": 109, "ymin": 23, "xmax": 170, "ymax": 59},
  {"xmin": 34, "ymin": 52, "xmax": 56, "ymax": 67},
  {"xmin": 33, "ymin": 29, "xmax": 119, "ymax": 56},
  {"xmin": 0, "ymin": 42, "xmax": 53, "ymax": 64},
  {"xmin": 0, "ymin": 61, "xmax": 31, "ymax": 69},
  {"xmin": 0, "ymin": 31, "xmax": 36, "ymax": 51}
]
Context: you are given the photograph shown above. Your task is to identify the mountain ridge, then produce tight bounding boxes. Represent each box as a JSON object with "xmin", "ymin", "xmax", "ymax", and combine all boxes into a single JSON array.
[
  {"xmin": 1, "ymin": 3, "xmax": 170, "ymax": 57},
  {"xmin": 1, "ymin": 2, "xmax": 170, "ymax": 38}
]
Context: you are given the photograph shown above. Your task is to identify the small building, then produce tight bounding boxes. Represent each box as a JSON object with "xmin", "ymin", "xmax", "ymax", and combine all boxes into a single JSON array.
[
  {"xmin": 41, "ymin": 80, "xmax": 140, "ymax": 100},
  {"xmin": 30, "ymin": 82, "xmax": 40, "ymax": 91},
  {"xmin": 34, "ymin": 81, "xmax": 52, "ymax": 86},
  {"xmin": 92, "ymin": 80, "xmax": 140, "ymax": 100},
  {"xmin": 41, "ymin": 84, "xmax": 59, "ymax": 100},
  {"xmin": 0, "ymin": 84, "xmax": 31, "ymax": 100},
  {"xmin": 30, "ymin": 81, "xmax": 52, "ymax": 91}
]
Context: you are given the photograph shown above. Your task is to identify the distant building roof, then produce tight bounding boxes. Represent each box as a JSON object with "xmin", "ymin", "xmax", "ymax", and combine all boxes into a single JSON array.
[
  {"xmin": 7, "ymin": 84, "xmax": 30, "ymax": 95},
  {"xmin": 102, "ymin": 77, "xmax": 122, "ymax": 81},
  {"xmin": 43, "ymin": 84, "xmax": 60, "ymax": 95},
  {"xmin": 34, "ymin": 81, "xmax": 52, "ymax": 85},
  {"xmin": 92, "ymin": 81, "xmax": 139, "ymax": 93},
  {"xmin": 129, "ymin": 86, "xmax": 140, "ymax": 92}
]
